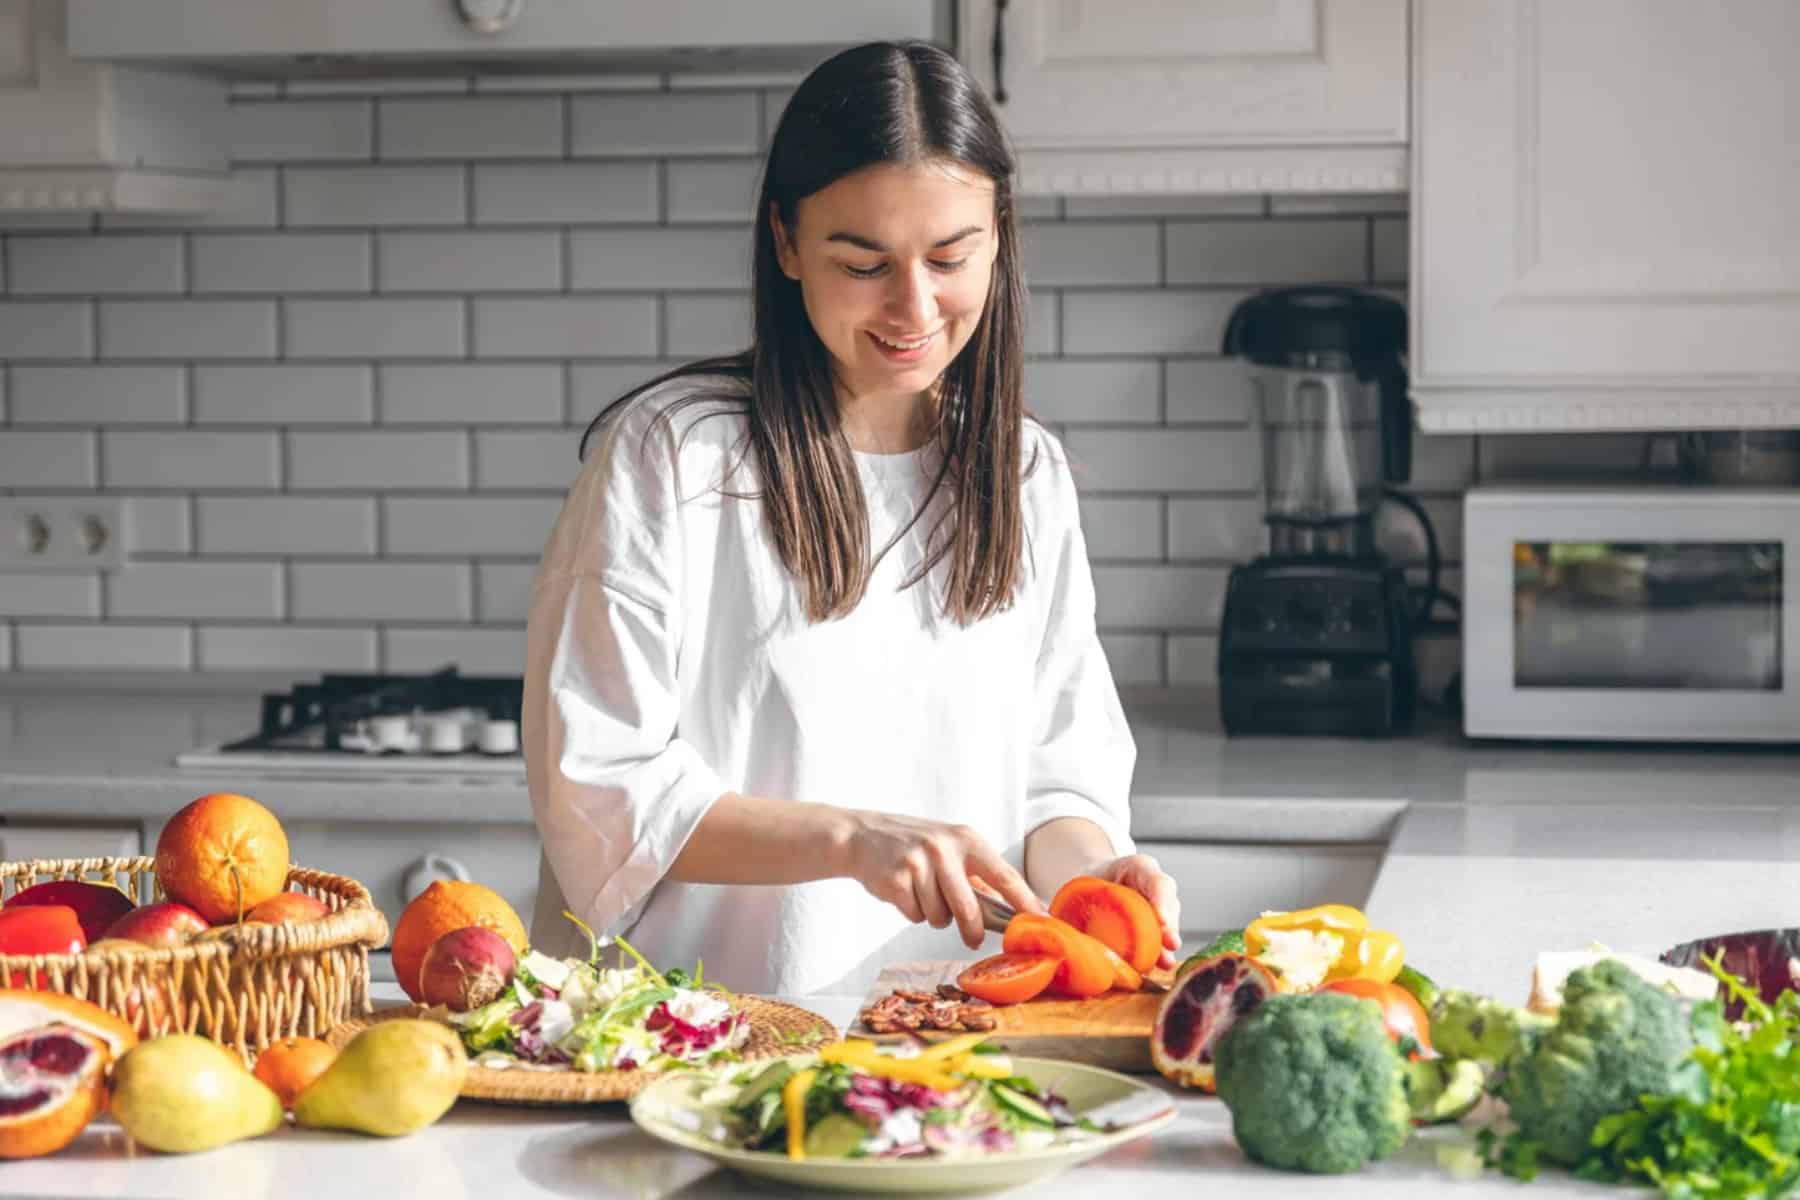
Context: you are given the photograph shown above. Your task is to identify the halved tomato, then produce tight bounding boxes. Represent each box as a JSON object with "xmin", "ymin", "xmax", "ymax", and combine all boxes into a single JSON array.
[
  {"xmin": 1048, "ymin": 876, "xmax": 1163, "ymax": 973},
  {"xmin": 1317, "ymin": 977, "xmax": 1433, "ymax": 1058},
  {"xmin": 1001, "ymin": 913, "xmax": 1116, "ymax": 998},
  {"xmin": 955, "ymin": 952, "xmax": 1059, "ymax": 1006}
]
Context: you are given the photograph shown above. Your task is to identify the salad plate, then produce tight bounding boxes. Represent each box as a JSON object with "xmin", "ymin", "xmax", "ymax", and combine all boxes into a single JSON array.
[{"xmin": 629, "ymin": 1046, "xmax": 1178, "ymax": 1195}]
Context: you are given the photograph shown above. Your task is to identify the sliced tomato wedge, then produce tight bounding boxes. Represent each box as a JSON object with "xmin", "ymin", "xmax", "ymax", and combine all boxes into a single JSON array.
[
  {"xmin": 1001, "ymin": 912, "xmax": 1117, "ymax": 998},
  {"xmin": 1048, "ymin": 875, "xmax": 1163, "ymax": 974},
  {"xmin": 955, "ymin": 952, "xmax": 1060, "ymax": 1006}
]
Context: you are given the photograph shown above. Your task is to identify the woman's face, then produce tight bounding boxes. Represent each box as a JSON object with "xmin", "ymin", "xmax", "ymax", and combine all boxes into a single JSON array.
[{"xmin": 773, "ymin": 160, "xmax": 1001, "ymax": 406}]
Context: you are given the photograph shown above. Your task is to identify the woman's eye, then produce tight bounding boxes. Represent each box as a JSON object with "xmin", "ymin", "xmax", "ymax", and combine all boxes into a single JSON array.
[
  {"xmin": 843, "ymin": 263, "xmax": 885, "ymax": 278},
  {"xmin": 930, "ymin": 258, "xmax": 969, "ymax": 273}
]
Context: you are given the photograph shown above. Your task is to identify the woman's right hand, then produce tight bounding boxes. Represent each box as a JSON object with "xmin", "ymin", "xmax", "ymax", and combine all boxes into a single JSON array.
[{"xmin": 840, "ymin": 811, "xmax": 1045, "ymax": 949}]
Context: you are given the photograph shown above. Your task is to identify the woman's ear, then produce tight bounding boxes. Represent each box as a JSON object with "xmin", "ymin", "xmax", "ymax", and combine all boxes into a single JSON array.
[{"xmin": 770, "ymin": 203, "xmax": 802, "ymax": 281}]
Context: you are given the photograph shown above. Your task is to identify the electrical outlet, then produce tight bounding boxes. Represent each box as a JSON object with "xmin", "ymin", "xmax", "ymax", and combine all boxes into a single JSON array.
[{"xmin": 0, "ymin": 498, "xmax": 129, "ymax": 571}]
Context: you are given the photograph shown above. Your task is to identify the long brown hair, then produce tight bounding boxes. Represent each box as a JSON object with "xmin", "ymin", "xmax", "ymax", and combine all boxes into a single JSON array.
[{"xmin": 579, "ymin": 41, "xmax": 1029, "ymax": 626}]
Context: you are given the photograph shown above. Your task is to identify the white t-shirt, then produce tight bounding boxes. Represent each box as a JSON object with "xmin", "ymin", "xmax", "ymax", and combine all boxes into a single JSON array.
[{"xmin": 523, "ymin": 376, "xmax": 1136, "ymax": 997}]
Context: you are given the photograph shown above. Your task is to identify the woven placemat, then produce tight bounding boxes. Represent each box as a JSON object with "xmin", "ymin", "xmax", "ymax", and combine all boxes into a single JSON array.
[{"xmin": 325, "ymin": 994, "xmax": 837, "ymax": 1105}]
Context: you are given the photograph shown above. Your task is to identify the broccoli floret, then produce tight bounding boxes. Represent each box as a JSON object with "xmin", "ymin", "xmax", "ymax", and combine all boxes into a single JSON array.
[
  {"xmin": 1213, "ymin": 991, "xmax": 1411, "ymax": 1174},
  {"xmin": 1500, "ymin": 959, "xmax": 1691, "ymax": 1166},
  {"xmin": 1429, "ymin": 988, "xmax": 1554, "ymax": 1064}
]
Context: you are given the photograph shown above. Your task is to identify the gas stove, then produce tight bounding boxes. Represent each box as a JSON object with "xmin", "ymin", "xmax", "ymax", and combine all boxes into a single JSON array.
[{"xmin": 176, "ymin": 666, "xmax": 525, "ymax": 776}]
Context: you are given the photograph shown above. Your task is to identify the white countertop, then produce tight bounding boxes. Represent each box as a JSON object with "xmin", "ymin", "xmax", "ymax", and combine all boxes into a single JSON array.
[{"xmin": 1, "ymin": 672, "xmax": 1795, "ymax": 1196}]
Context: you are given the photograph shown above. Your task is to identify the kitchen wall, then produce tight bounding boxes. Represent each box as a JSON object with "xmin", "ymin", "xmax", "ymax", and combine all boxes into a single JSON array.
[{"xmin": 0, "ymin": 75, "xmax": 1633, "ymax": 684}]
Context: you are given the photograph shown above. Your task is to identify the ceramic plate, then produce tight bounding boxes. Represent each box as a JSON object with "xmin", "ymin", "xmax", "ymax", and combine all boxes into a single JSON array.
[{"xmin": 629, "ymin": 1054, "xmax": 1177, "ymax": 1195}]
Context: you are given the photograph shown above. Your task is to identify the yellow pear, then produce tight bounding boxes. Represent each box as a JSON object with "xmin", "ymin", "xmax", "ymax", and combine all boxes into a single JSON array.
[
  {"xmin": 294, "ymin": 1019, "xmax": 467, "ymax": 1137},
  {"xmin": 110, "ymin": 1035, "xmax": 284, "ymax": 1154}
]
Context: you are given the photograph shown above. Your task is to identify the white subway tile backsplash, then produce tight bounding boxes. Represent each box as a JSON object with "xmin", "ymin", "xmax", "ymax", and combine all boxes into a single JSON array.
[
  {"xmin": 16, "ymin": 624, "xmax": 191, "ymax": 670},
  {"xmin": 1164, "ymin": 359, "xmax": 1254, "ymax": 424},
  {"xmin": 121, "ymin": 497, "xmax": 192, "ymax": 553},
  {"xmin": 105, "ymin": 432, "xmax": 279, "ymax": 489},
  {"xmin": 475, "ymin": 561, "xmax": 536, "ymax": 622},
  {"xmin": 197, "ymin": 496, "xmax": 377, "ymax": 555},
  {"xmin": 473, "ymin": 296, "xmax": 657, "ymax": 357},
  {"xmin": 1063, "ymin": 196, "xmax": 1263, "ymax": 219},
  {"xmin": 1025, "ymin": 360, "xmax": 1160, "ymax": 425},
  {"xmin": 1061, "ymin": 290, "xmax": 1246, "ymax": 356},
  {"xmin": 378, "ymin": 231, "xmax": 561, "ymax": 292},
  {"xmin": 1063, "ymin": 428, "xmax": 1259, "ymax": 493},
  {"xmin": 1409, "ymin": 434, "xmax": 1477, "ymax": 488},
  {"xmin": 571, "ymin": 92, "xmax": 757, "ymax": 157},
  {"xmin": 288, "ymin": 431, "xmax": 468, "ymax": 490},
  {"xmin": 665, "ymin": 294, "xmax": 750, "ymax": 356},
  {"xmin": 230, "ymin": 100, "xmax": 372, "ymax": 163},
  {"xmin": 1095, "ymin": 565, "xmax": 1230, "ymax": 629},
  {"xmin": 198, "ymin": 625, "xmax": 378, "ymax": 671},
  {"xmin": 381, "ymin": 364, "xmax": 563, "ymax": 425},
  {"xmin": 0, "ymin": 574, "xmax": 100, "ymax": 618},
  {"xmin": 471, "ymin": 162, "xmax": 658, "ymax": 225},
  {"xmin": 379, "ymin": 97, "xmax": 562, "ymax": 160},
  {"xmin": 569, "ymin": 361, "xmax": 685, "ymax": 420},
  {"xmin": 109, "ymin": 561, "xmax": 283, "ymax": 619},
  {"xmin": 6, "ymin": 236, "xmax": 182, "ymax": 295},
  {"xmin": 106, "ymin": 169, "xmax": 281, "ymax": 231},
  {"xmin": 1167, "ymin": 635, "xmax": 1222, "ymax": 685},
  {"xmin": 0, "ymin": 302, "xmax": 94, "ymax": 360},
  {"xmin": 191, "ymin": 233, "xmax": 372, "ymax": 294},
  {"xmin": 1098, "ymin": 634, "xmax": 1164, "ymax": 687},
  {"xmin": 758, "ymin": 89, "xmax": 796, "ymax": 149},
  {"xmin": 1269, "ymin": 193, "xmax": 1409, "ymax": 216},
  {"xmin": 99, "ymin": 301, "xmax": 277, "ymax": 360},
  {"xmin": 384, "ymin": 625, "xmax": 525, "ymax": 674},
  {"xmin": 1078, "ymin": 497, "xmax": 1162, "ymax": 561},
  {"xmin": 193, "ymin": 365, "xmax": 374, "ymax": 424},
  {"xmin": 1168, "ymin": 497, "xmax": 1264, "ymax": 561},
  {"xmin": 1020, "ymin": 223, "xmax": 1160, "ymax": 286},
  {"xmin": 1027, "ymin": 292, "xmax": 1059, "ymax": 356},
  {"xmin": 571, "ymin": 228, "xmax": 750, "ymax": 290},
  {"xmin": 475, "ymin": 430, "xmax": 581, "ymax": 489},
  {"xmin": 383, "ymin": 497, "xmax": 562, "ymax": 555},
  {"xmin": 0, "ymin": 432, "xmax": 95, "ymax": 488},
  {"xmin": 1165, "ymin": 220, "xmax": 1367, "ymax": 285},
  {"xmin": 284, "ymin": 298, "xmax": 464, "ymax": 359},
  {"xmin": 666, "ymin": 159, "xmax": 761, "ymax": 223},
  {"xmin": 290, "ymin": 562, "xmax": 471, "ymax": 620},
  {"xmin": 11, "ymin": 367, "xmax": 185, "ymax": 425},
  {"xmin": 285, "ymin": 166, "xmax": 467, "ymax": 227}
]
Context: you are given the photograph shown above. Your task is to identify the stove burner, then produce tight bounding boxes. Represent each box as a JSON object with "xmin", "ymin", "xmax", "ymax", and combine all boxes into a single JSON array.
[{"xmin": 222, "ymin": 666, "xmax": 523, "ymax": 757}]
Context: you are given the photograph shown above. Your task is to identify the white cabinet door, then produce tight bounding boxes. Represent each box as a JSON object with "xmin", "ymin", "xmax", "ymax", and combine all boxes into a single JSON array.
[
  {"xmin": 961, "ymin": 0, "xmax": 1408, "ymax": 194},
  {"xmin": 1412, "ymin": 0, "xmax": 1800, "ymax": 432}
]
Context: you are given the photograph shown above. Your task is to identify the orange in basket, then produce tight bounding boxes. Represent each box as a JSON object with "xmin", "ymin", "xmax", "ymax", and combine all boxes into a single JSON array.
[{"xmin": 154, "ymin": 793, "xmax": 291, "ymax": 925}]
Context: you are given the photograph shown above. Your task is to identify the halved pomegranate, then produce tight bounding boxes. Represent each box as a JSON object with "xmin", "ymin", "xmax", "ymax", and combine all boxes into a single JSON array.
[
  {"xmin": 0, "ymin": 1024, "xmax": 109, "ymax": 1159},
  {"xmin": 1148, "ymin": 953, "xmax": 1279, "ymax": 1093}
]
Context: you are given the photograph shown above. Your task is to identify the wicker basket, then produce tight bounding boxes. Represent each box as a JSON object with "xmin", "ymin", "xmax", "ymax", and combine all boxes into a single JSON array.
[{"xmin": 0, "ymin": 856, "xmax": 389, "ymax": 1064}]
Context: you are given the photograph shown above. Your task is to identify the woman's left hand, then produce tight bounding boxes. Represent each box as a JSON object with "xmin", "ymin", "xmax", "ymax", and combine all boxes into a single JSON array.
[{"xmin": 1088, "ymin": 853, "xmax": 1182, "ymax": 970}]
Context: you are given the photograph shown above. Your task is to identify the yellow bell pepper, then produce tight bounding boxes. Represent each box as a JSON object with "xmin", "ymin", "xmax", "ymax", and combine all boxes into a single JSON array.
[
  {"xmin": 783, "ymin": 1068, "xmax": 817, "ymax": 1161},
  {"xmin": 943, "ymin": 1052, "xmax": 1013, "ymax": 1079},
  {"xmin": 1245, "ymin": 905, "xmax": 1405, "ymax": 988},
  {"xmin": 817, "ymin": 1041, "xmax": 961, "ymax": 1091},
  {"xmin": 1338, "ymin": 927, "xmax": 1405, "ymax": 984},
  {"xmin": 914, "ymin": 1032, "xmax": 991, "ymax": 1064},
  {"xmin": 1244, "ymin": 904, "xmax": 1367, "ymax": 954}
]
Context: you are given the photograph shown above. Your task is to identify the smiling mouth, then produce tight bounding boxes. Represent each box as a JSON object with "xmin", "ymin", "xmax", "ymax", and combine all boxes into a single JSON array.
[{"xmin": 868, "ymin": 330, "xmax": 937, "ymax": 352}]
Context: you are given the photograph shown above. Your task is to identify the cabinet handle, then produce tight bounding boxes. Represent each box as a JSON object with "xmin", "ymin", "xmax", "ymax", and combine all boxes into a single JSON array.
[
  {"xmin": 992, "ymin": 0, "xmax": 1010, "ymax": 104},
  {"xmin": 454, "ymin": 0, "xmax": 523, "ymax": 36},
  {"xmin": 400, "ymin": 853, "xmax": 471, "ymax": 906}
]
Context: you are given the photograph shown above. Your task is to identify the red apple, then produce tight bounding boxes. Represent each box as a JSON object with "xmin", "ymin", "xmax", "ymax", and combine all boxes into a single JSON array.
[
  {"xmin": 5, "ymin": 880, "xmax": 136, "ymax": 944},
  {"xmin": 103, "ymin": 901, "xmax": 209, "ymax": 949},
  {"xmin": 418, "ymin": 926, "xmax": 517, "ymax": 1012},
  {"xmin": 242, "ymin": 892, "xmax": 330, "ymax": 925}
]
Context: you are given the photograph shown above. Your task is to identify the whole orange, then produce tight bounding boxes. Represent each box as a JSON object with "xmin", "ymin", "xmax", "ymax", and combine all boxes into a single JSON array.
[
  {"xmin": 390, "ymin": 881, "xmax": 527, "ymax": 1003},
  {"xmin": 154, "ymin": 793, "xmax": 291, "ymax": 925},
  {"xmin": 252, "ymin": 1036, "xmax": 338, "ymax": 1111}
]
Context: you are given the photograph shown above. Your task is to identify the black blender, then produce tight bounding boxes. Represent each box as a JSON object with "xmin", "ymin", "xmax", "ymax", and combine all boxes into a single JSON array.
[{"xmin": 1217, "ymin": 286, "xmax": 1417, "ymax": 737}]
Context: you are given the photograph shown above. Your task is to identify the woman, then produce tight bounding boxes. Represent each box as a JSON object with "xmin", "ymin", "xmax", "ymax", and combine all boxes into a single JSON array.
[{"xmin": 524, "ymin": 40, "xmax": 1180, "ymax": 997}]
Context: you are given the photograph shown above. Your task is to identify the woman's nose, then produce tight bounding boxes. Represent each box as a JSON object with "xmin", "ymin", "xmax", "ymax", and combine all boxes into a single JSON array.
[{"xmin": 886, "ymin": 264, "xmax": 937, "ymax": 328}]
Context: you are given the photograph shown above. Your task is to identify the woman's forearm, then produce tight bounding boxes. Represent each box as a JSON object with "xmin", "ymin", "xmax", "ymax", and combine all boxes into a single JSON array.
[
  {"xmin": 1022, "ymin": 816, "xmax": 1117, "ymax": 900},
  {"xmin": 665, "ymin": 791, "xmax": 856, "ymax": 885}
]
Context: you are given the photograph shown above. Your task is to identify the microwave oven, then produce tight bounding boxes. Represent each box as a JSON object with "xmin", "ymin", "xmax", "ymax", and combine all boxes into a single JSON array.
[{"xmin": 1463, "ymin": 484, "xmax": 1799, "ymax": 742}]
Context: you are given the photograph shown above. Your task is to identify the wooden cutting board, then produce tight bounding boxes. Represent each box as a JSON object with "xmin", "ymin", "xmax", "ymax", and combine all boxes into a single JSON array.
[{"xmin": 855, "ymin": 960, "xmax": 1171, "ymax": 1074}]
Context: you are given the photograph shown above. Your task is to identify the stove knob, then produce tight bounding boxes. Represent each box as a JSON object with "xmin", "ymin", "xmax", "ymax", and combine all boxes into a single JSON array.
[{"xmin": 401, "ymin": 854, "xmax": 470, "ymax": 906}]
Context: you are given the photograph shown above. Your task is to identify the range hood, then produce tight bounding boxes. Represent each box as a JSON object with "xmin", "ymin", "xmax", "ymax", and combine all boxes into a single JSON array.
[
  {"xmin": 65, "ymin": 0, "xmax": 945, "ymax": 77},
  {"xmin": 2, "ymin": 0, "xmax": 242, "ymax": 215}
]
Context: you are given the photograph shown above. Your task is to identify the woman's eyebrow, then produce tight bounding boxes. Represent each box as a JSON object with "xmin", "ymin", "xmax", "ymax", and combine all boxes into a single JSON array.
[{"xmin": 824, "ymin": 226, "xmax": 986, "ymax": 252}]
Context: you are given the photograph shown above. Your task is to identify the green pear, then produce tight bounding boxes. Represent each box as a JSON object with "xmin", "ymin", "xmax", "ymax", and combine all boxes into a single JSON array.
[
  {"xmin": 110, "ymin": 1034, "xmax": 285, "ymax": 1154},
  {"xmin": 294, "ymin": 1019, "xmax": 467, "ymax": 1137}
]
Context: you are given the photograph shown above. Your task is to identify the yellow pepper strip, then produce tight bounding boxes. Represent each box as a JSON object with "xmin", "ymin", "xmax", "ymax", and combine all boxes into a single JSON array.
[
  {"xmin": 818, "ymin": 1039, "xmax": 882, "ymax": 1067},
  {"xmin": 816, "ymin": 1041, "xmax": 961, "ymax": 1091},
  {"xmin": 783, "ymin": 1068, "xmax": 817, "ymax": 1161},
  {"xmin": 1244, "ymin": 904, "xmax": 1368, "ymax": 958},
  {"xmin": 1331, "ymin": 928, "xmax": 1405, "ymax": 984},
  {"xmin": 943, "ymin": 1052, "xmax": 1013, "ymax": 1079},
  {"xmin": 914, "ymin": 1032, "xmax": 992, "ymax": 1064}
]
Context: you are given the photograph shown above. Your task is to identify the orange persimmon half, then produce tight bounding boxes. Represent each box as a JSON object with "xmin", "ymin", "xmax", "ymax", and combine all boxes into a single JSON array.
[
  {"xmin": 955, "ymin": 952, "xmax": 1060, "ymax": 1006},
  {"xmin": 1001, "ymin": 913, "xmax": 1117, "ymax": 998},
  {"xmin": 1048, "ymin": 875, "xmax": 1163, "ymax": 974}
]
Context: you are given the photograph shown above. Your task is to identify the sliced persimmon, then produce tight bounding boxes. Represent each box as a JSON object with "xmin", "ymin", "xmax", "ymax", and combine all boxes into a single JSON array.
[
  {"xmin": 1048, "ymin": 875, "xmax": 1163, "ymax": 974},
  {"xmin": 955, "ymin": 952, "xmax": 1060, "ymax": 1006},
  {"xmin": 1001, "ymin": 912, "xmax": 1116, "ymax": 998}
]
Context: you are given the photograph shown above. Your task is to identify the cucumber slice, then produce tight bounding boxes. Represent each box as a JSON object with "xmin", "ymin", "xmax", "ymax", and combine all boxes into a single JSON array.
[
  {"xmin": 991, "ymin": 1083, "xmax": 1056, "ymax": 1127},
  {"xmin": 803, "ymin": 1113, "xmax": 868, "ymax": 1158},
  {"xmin": 732, "ymin": 1061, "xmax": 793, "ymax": 1111}
]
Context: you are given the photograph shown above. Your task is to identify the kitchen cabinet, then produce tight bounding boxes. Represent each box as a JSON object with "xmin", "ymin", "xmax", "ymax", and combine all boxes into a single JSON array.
[
  {"xmin": 1411, "ymin": 0, "xmax": 1800, "ymax": 433},
  {"xmin": 0, "ymin": 0, "xmax": 239, "ymax": 214},
  {"xmin": 959, "ymin": 0, "xmax": 1407, "ymax": 195},
  {"xmin": 1137, "ymin": 840, "xmax": 1384, "ymax": 943}
]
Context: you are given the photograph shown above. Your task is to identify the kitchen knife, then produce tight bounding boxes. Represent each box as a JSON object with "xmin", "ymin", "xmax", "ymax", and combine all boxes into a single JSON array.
[{"xmin": 971, "ymin": 882, "xmax": 1171, "ymax": 993}]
